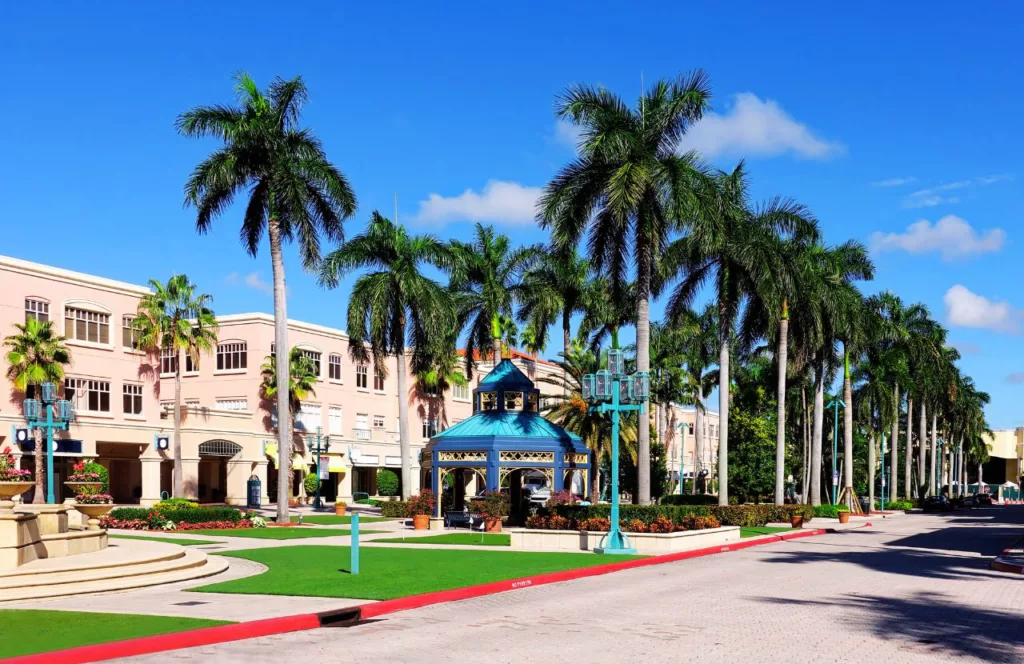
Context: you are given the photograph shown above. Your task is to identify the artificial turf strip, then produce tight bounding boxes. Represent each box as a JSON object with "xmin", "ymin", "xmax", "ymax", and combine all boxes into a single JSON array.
[
  {"xmin": 740, "ymin": 526, "xmax": 794, "ymax": 538},
  {"xmin": 0, "ymin": 609, "xmax": 232, "ymax": 658},
  {"xmin": 289, "ymin": 514, "xmax": 392, "ymax": 525},
  {"xmin": 372, "ymin": 533, "xmax": 511, "ymax": 547},
  {"xmin": 109, "ymin": 534, "xmax": 219, "ymax": 546},
  {"xmin": 195, "ymin": 545, "xmax": 644, "ymax": 600},
  {"xmin": 184, "ymin": 528, "xmax": 382, "ymax": 540}
]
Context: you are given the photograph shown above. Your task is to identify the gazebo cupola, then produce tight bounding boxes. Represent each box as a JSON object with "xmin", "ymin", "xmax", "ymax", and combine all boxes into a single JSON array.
[{"xmin": 472, "ymin": 358, "xmax": 541, "ymax": 415}]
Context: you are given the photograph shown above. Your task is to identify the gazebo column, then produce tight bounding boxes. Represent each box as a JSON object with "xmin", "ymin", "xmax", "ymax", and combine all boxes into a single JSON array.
[
  {"xmin": 430, "ymin": 451, "xmax": 441, "ymax": 518},
  {"xmin": 553, "ymin": 455, "xmax": 565, "ymax": 492},
  {"xmin": 510, "ymin": 469, "xmax": 523, "ymax": 524},
  {"xmin": 486, "ymin": 451, "xmax": 499, "ymax": 492}
]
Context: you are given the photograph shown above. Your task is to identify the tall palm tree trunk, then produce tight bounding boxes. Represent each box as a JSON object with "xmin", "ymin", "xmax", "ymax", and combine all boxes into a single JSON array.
[
  {"xmin": 268, "ymin": 217, "xmax": 292, "ymax": 524},
  {"xmin": 694, "ymin": 384, "xmax": 704, "ymax": 495},
  {"xmin": 637, "ymin": 294, "xmax": 651, "ymax": 505},
  {"xmin": 867, "ymin": 431, "xmax": 876, "ymax": 509},
  {"xmin": 957, "ymin": 439, "xmax": 964, "ymax": 497},
  {"xmin": 905, "ymin": 395, "xmax": 913, "ymax": 499},
  {"xmin": 802, "ymin": 386, "xmax": 809, "ymax": 502},
  {"xmin": 717, "ymin": 328, "xmax": 730, "ymax": 507},
  {"xmin": 890, "ymin": 383, "xmax": 900, "ymax": 501},
  {"xmin": 173, "ymin": 353, "xmax": 184, "ymax": 497},
  {"xmin": 395, "ymin": 346, "xmax": 412, "ymax": 500},
  {"xmin": 810, "ymin": 361, "xmax": 825, "ymax": 506},
  {"xmin": 562, "ymin": 310, "xmax": 571, "ymax": 396},
  {"xmin": 929, "ymin": 412, "xmax": 938, "ymax": 496},
  {"xmin": 918, "ymin": 402, "xmax": 927, "ymax": 497},
  {"xmin": 842, "ymin": 350, "xmax": 854, "ymax": 503},
  {"xmin": 490, "ymin": 314, "xmax": 502, "ymax": 365},
  {"xmin": 32, "ymin": 425, "xmax": 44, "ymax": 504},
  {"xmin": 774, "ymin": 306, "xmax": 789, "ymax": 505}
]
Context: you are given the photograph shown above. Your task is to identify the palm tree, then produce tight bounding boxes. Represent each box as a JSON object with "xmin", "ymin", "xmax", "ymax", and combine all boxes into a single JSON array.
[
  {"xmin": 537, "ymin": 345, "xmax": 638, "ymax": 501},
  {"xmin": 517, "ymin": 247, "xmax": 590, "ymax": 357},
  {"xmin": 3, "ymin": 318, "xmax": 71, "ymax": 503},
  {"xmin": 177, "ymin": 73, "xmax": 357, "ymax": 523},
  {"xmin": 320, "ymin": 211, "xmax": 455, "ymax": 499},
  {"xmin": 259, "ymin": 347, "xmax": 318, "ymax": 503},
  {"xmin": 450, "ymin": 223, "xmax": 538, "ymax": 372},
  {"xmin": 133, "ymin": 275, "xmax": 218, "ymax": 498},
  {"xmin": 665, "ymin": 163, "xmax": 818, "ymax": 505},
  {"xmin": 414, "ymin": 333, "xmax": 468, "ymax": 433},
  {"xmin": 540, "ymin": 72, "xmax": 712, "ymax": 505},
  {"xmin": 577, "ymin": 277, "xmax": 635, "ymax": 352}
]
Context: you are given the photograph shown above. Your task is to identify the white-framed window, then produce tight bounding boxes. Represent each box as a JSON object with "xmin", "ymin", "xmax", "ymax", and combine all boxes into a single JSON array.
[
  {"xmin": 122, "ymin": 315, "xmax": 142, "ymax": 350},
  {"xmin": 453, "ymin": 381, "xmax": 470, "ymax": 401},
  {"xmin": 355, "ymin": 413, "xmax": 369, "ymax": 439},
  {"xmin": 356, "ymin": 364, "xmax": 368, "ymax": 389},
  {"xmin": 185, "ymin": 398, "xmax": 200, "ymax": 408},
  {"xmin": 374, "ymin": 367, "xmax": 385, "ymax": 391},
  {"xmin": 216, "ymin": 342, "xmax": 247, "ymax": 371},
  {"xmin": 25, "ymin": 298, "xmax": 49, "ymax": 324},
  {"xmin": 66, "ymin": 378, "xmax": 111, "ymax": 413},
  {"xmin": 372, "ymin": 415, "xmax": 385, "ymax": 429},
  {"xmin": 300, "ymin": 349, "xmax": 321, "ymax": 377},
  {"xmin": 65, "ymin": 306, "xmax": 110, "ymax": 344},
  {"xmin": 688, "ymin": 423, "xmax": 694, "ymax": 435},
  {"xmin": 328, "ymin": 354, "xmax": 342, "ymax": 381},
  {"xmin": 295, "ymin": 402, "xmax": 321, "ymax": 432},
  {"xmin": 216, "ymin": 398, "xmax": 248, "ymax": 412},
  {"xmin": 328, "ymin": 406, "xmax": 343, "ymax": 435},
  {"xmin": 160, "ymin": 348, "xmax": 197, "ymax": 375},
  {"xmin": 421, "ymin": 418, "xmax": 438, "ymax": 440},
  {"xmin": 123, "ymin": 383, "xmax": 143, "ymax": 415}
]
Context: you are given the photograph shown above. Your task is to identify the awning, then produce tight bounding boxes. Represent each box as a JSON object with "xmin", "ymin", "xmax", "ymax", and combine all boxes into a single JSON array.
[
  {"xmin": 265, "ymin": 443, "xmax": 278, "ymax": 465},
  {"xmin": 328, "ymin": 455, "xmax": 347, "ymax": 472}
]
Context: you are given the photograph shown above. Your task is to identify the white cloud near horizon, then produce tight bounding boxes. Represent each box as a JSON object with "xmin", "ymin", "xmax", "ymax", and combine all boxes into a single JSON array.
[
  {"xmin": 872, "ymin": 177, "xmax": 918, "ymax": 187},
  {"xmin": 944, "ymin": 285, "xmax": 1021, "ymax": 334},
  {"xmin": 869, "ymin": 215, "xmax": 1005, "ymax": 261},
  {"xmin": 677, "ymin": 93, "xmax": 844, "ymax": 160},
  {"xmin": 902, "ymin": 175, "xmax": 1012, "ymax": 208},
  {"xmin": 225, "ymin": 271, "xmax": 273, "ymax": 296},
  {"xmin": 412, "ymin": 180, "xmax": 543, "ymax": 226}
]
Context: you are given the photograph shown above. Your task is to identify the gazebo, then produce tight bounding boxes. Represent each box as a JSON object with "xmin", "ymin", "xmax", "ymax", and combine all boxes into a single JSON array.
[{"xmin": 423, "ymin": 359, "xmax": 592, "ymax": 519}]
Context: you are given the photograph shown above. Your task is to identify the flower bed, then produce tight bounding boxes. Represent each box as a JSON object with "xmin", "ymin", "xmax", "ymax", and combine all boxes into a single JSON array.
[
  {"xmin": 509, "ymin": 524, "xmax": 740, "ymax": 554},
  {"xmin": 550, "ymin": 503, "xmax": 813, "ymax": 529},
  {"xmin": 526, "ymin": 513, "xmax": 721, "ymax": 533},
  {"xmin": 0, "ymin": 446, "xmax": 31, "ymax": 481},
  {"xmin": 76, "ymin": 493, "xmax": 114, "ymax": 504},
  {"xmin": 102, "ymin": 502, "xmax": 260, "ymax": 531}
]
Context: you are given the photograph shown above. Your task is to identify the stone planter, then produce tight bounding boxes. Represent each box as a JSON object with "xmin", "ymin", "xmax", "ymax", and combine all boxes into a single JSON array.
[
  {"xmin": 335, "ymin": 503, "xmax": 347, "ymax": 516},
  {"xmin": 0, "ymin": 482, "xmax": 34, "ymax": 513},
  {"xmin": 485, "ymin": 518, "xmax": 502, "ymax": 533},
  {"xmin": 412, "ymin": 514, "xmax": 430, "ymax": 530},
  {"xmin": 64, "ymin": 481, "xmax": 103, "ymax": 496},
  {"xmin": 75, "ymin": 503, "xmax": 114, "ymax": 531},
  {"xmin": 838, "ymin": 511, "xmax": 851, "ymax": 524},
  {"xmin": 508, "ymin": 525, "xmax": 741, "ymax": 554}
]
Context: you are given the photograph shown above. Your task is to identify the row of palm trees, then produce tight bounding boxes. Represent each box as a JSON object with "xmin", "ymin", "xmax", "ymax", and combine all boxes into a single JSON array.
[{"xmin": 174, "ymin": 71, "xmax": 991, "ymax": 522}]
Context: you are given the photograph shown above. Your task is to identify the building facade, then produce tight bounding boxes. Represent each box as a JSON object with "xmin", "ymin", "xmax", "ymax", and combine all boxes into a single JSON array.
[
  {"xmin": 982, "ymin": 428, "xmax": 1024, "ymax": 485},
  {"xmin": 0, "ymin": 255, "xmax": 566, "ymax": 507},
  {"xmin": 661, "ymin": 403, "xmax": 722, "ymax": 491}
]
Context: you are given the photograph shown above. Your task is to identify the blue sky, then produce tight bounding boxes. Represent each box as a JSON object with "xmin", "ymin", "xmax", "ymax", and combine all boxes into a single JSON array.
[{"xmin": 2, "ymin": 3, "xmax": 1021, "ymax": 428}]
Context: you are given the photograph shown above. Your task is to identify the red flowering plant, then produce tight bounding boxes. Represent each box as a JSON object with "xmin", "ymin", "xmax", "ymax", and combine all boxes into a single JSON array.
[
  {"xmin": 67, "ymin": 461, "xmax": 103, "ymax": 482},
  {"xmin": 407, "ymin": 490, "xmax": 437, "ymax": 516},
  {"xmin": 0, "ymin": 447, "xmax": 31, "ymax": 482},
  {"xmin": 471, "ymin": 490, "xmax": 509, "ymax": 521},
  {"xmin": 75, "ymin": 493, "xmax": 114, "ymax": 504}
]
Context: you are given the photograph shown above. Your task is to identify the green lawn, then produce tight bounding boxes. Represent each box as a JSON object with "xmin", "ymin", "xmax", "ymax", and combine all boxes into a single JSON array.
[
  {"xmin": 195, "ymin": 545, "xmax": 643, "ymax": 600},
  {"xmin": 289, "ymin": 514, "xmax": 392, "ymax": 525},
  {"xmin": 110, "ymin": 534, "xmax": 219, "ymax": 546},
  {"xmin": 740, "ymin": 526, "xmax": 794, "ymax": 538},
  {"xmin": 0, "ymin": 609, "xmax": 232, "ymax": 658},
  {"xmin": 373, "ymin": 533, "xmax": 510, "ymax": 547},
  {"xmin": 184, "ymin": 527, "xmax": 382, "ymax": 540}
]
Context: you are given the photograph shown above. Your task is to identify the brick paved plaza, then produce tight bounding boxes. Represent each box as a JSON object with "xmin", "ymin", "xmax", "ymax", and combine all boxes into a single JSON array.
[{"xmin": 117, "ymin": 507, "xmax": 1024, "ymax": 663}]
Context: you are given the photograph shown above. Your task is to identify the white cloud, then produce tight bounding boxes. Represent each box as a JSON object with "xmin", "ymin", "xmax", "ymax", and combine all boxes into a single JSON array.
[
  {"xmin": 902, "ymin": 175, "xmax": 1012, "ymax": 208},
  {"xmin": 869, "ymin": 215, "xmax": 1005, "ymax": 261},
  {"xmin": 412, "ymin": 180, "xmax": 542, "ymax": 226},
  {"xmin": 677, "ymin": 92, "xmax": 843, "ymax": 160},
  {"xmin": 1005, "ymin": 372, "xmax": 1024, "ymax": 384},
  {"xmin": 944, "ymin": 285, "xmax": 1021, "ymax": 334},
  {"xmin": 872, "ymin": 177, "xmax": 918, "ymax": 187},
  {"xmin": 950, "ymin": 340, "xmax": 981, "ymax": 356},
  {"xmin": 225, "ymin": 271, "xmax": 273, "ymax": 296}
]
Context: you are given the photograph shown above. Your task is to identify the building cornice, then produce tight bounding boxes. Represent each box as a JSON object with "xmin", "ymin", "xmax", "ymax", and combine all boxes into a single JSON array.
[
  {"xmin": 216, "ymin": 313, "xmax": 349, "ymax": 340},
  {"xmin": 0, "ymin": 255, "xmax": 152, "ymax": 297}
]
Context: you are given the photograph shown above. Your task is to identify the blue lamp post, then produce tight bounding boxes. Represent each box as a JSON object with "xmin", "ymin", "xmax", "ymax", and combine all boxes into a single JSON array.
[
  {"xmin": 826, "ymin": 396, "xmax": 845, "ymax": 505},
  {"xmin": 22, "ymin": 382, "xmax": 74, "ymax": 504},
  {"xmin": 582, "ymin": 349, "xmax": 648, "ymax": 555}
]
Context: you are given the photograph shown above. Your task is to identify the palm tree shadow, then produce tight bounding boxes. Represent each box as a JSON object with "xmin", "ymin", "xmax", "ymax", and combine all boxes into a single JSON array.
[
  {"xmin": 759, "ymin": 545, "xmax": 1015, "ymax": 582},
  {"xmin": 754, "ymin": 592, "xmax": 1024, "ymax": 662}
]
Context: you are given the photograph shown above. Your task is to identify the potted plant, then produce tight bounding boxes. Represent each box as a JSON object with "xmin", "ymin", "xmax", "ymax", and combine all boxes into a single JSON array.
[
  {"xmin": 790, "ymin": 513, "xmax": 804, "ymax": 528},
  {"xmin": 473, "ymin": 490, "xmax": 509, "ymax": 533},
  {"xmin": 335, "ymin": 501, "xmax": 347, "ymax": 516},
  {"xmin": 837, "ymin": 504, "xmax": 851, "ymax": 524},
  {"xmin": 408, "ymin": 490, "xmax": 437, "ymax": 530},
  {"xmin": 75, "ymin": 492, "xmax": 114, "ymax": 530},
  {"xmin": 65, "ymin": 460, "xmax": 105, "ymax": 496},
  {"xmin": 0, "ymin": 446, "xmax": 33, "ymax": 512}
]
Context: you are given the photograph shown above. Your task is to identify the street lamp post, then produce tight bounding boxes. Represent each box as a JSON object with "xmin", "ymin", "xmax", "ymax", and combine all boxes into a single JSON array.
[
  {"xmin": 826, "ymin": 396, "xmax": 845, "ymax": 505},
  {"xmin": 880, "ymin": 432, "xmax": 887, "ymax": 512},
  {"xmin": 582, "ymin": 349, "xmax": 649, "ymax": 555},
  {"xmin": 936, "ymin": 438, "xmax": 945, "ymax": 497},
  {"xmin": 22, "ymin": 382, "xmax": 74, "ymax": 504},
  {"xmin": 678, "ymin": 421, "xmax": 687, "ymax": 496},
  {"xmin": 306, "ymin": 426, "xmax": 330, "ymax": 509}
]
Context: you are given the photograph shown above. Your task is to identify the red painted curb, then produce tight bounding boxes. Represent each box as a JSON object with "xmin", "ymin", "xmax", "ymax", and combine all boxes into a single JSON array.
[{"xmin": 13, "ymin": 524, "xmax": 847, "ymax": 663}]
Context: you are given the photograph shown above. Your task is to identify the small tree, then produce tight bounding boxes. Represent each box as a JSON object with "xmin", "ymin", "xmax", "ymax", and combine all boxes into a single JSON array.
[{"xmin": 376, "ymin": 469, "xmax": 400, "ymax": 497}]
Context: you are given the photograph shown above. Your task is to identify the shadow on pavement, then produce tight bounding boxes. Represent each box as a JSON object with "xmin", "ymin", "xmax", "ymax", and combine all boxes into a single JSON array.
[
  {"xmin": 757, "ymin": 592, "xmax": 1024, "ymax": 662},
  {"xmin": 760, "ymin": 546, "xmax": 1011, "ymax": 581}
]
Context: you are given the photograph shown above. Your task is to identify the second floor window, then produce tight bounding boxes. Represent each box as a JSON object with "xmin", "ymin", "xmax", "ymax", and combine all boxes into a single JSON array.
[
  {"xmin": 356, "ymin": 364, "xmax": 368, "ymax": 389},
  {"xmin": 422, "ymin": 418, "xmax": 438, "ymax": 439},
  {"xmin": 328, "ymin": 354, "xmax": 342, "ymax": 380},
  {"xmin": 122, "ymin": 316, "xmax": 141, "ymax": 350},
  {"xmin": 160, "ymin": 348, "xmax": 197, "ymax": 375},
  {"xmin": 216, "ymin": 398, "xmax": 248, "ymax": 411},
  {"xmin": 216, "ymin": 342, "xmax": 247, "ymax": 371},
  {"xmin": 300, "ymin": 349, "xmax": 321, "ymax": 377},
  {"xmin": 123, "ymin": 383, "xmax": 143, "ymax": 415},
  {"xmin": 373, "ymin": 415, "xmax": 385, "ymax": 429},
  {"xmin": 453, "ymin": 381, "xmax": 470, "ymax": 401},
  {"xmin": 374, "ymin": 367, "xmax": 385, "ymax": 391},
  {"xmin": 25, "ymin": 298, "xmax": 49, "ymax": 323},
  {"xmin": 65, "ymin": 307, "xmax": 109, "ymax": 344},
  {"xmin": 66, "ymin": 378, "xmax": 110, "ymax": 413}
]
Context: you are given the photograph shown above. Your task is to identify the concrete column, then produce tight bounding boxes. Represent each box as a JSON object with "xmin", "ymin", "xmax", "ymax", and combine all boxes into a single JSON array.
[
  {"xmin": 255, "ymin": 459, "xmax": 269, "ymax": 504},
  {"xmin": 181, "ymin": 458, "xmax": 200, "ymax": 501},
  {"xmin": 225, "ymin": 459, "xmax": 259, "ymax": 507},
  {"xmin": 338, "ymin": 464, "xmax": 353, "ymax": 504},
  {"xmin": 139, "ymin": 458, "xmax": 163, "ymax": 507}
]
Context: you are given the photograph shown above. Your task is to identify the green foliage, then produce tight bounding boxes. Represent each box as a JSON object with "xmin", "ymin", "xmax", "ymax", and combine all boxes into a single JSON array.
[
  {"xmin": 153, "ymin": 506, "xmax": 244, "ymax": 527},
  {"xmin": 407, "ymin": 491, "xmax": 437, "ymax": 516},
  {"xmin": 109, "ymin": 507, "xmax": 150, "ymax": 522},
  {"xmin": 470, "ymin": 491, "xmax": 509, "ymax": 519},
  {"xmin": 376, "ymin": 469, "xmax": 400, "ymax": 497},
  {"xmin": 812, "ymin": 504, "xmax": 851, "ymax": 518},
  {"xmin": 154, "ymin": 498, "xmax": 198, "ymax": 510},
  {"xmin": 619, "ymin": 440, "xmax": 670, "ymax": 501},
  {"xmin": 727, "ymin": 407, "xmax": 777, "ymax": 503},
  {"xmin": 660, "ymin": 494, "xmax": 719, "ymax": 506},
  {"xmin": 552, "ymin": 503, "xmax": 812, "ymax": 529},
  {"xmin": 303, "ymin": 473, "xmax": 320, "ymax": 496},
  {"xmin": 875, "ymin": 500, "xmax": 913, "ymax": 511},
  {"xmin": 355, "ymin": 498, "xmax": 383, "ymax": 507},
  {"xmin": 84, "ymin": 462, "xmax": 109, "ymax": 493},
  {"xmin": 379, "ymin": 501, "xmax": 410, "ymax": 518}
]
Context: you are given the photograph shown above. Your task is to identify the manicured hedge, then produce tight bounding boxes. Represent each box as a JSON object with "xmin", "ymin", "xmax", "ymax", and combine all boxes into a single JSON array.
[
  {"xmin": 552, "ymin": 503, "xmax": 813, "ymax": 529},
  {"xmin": 660, "ymin": 494, "xmax": 719, "ymax": 506},
  {"xmin": 812, "ymin": 504, "xmax": 849, "ymax": 519},
  {"xmin": 107, "ymin": 505, "xmax": 244, "ymax": 529},
  {"xmin": 110, "ymin": 507, "xmax": 150, "ymax": 522},
  {"xmin": 874, "ymin": 500, "xmax": 913, "ymax": 511},
  {"xmin": 379, "ymin": 501, "xmax": 410, "ymax": 518}
]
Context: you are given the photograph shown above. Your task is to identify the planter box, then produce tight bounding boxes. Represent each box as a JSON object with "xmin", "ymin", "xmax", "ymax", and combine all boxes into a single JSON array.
[{"xmin": 507, "ymin": 525, "xmax": 740, "ymax": 554}]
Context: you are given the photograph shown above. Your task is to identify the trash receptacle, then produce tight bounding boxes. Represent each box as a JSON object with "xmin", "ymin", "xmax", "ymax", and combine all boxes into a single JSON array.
[{"xmin": 247, "ymin": 474, "xmax": 261, "ymax": 509}]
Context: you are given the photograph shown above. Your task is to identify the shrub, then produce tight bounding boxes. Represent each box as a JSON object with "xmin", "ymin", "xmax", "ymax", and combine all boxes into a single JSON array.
[
  {"xmin": 110, "ymin": 507, "xmax": 150, "ymax": 522},
  {"xmin": 552, "ymin": 503, "xmax": 811, "ymax": 529},
  {"xmin": 153, "ymin": 498, "xmax": 198, "ymax": 511},
  {"xmin": 545, "ymin": 490, "xmax": 577, "ymax": 509},
  {"xmin": 376, "ymin": 469, "xmax": 400, "ymax": 497},
  {"xmin": 836, "ymin": 504, "xmax": 850, "ymax": 513},
  {"xmin": 577, "ymin": 517, "xmax": 610, "ymax": 532},
  {"xmin": 355, "ymin": 498, "xmax": 383, "ymax": 507},
  {"xmin": 874, "ymin": 500, "xmax": 913, "ymax": 511},
  {"xmin": 660, "ymin": 494, "xmax": 719, "ymax": 506},
  {"xmin": 87, "ymin": 462, "xmax": 109, "ymax": 493},
  {"xmin": 407, "ymin": 490, "xmax": 437, "ymax": 516},
  {"xmin": 150, "ymin": 506, "xmax": 244, "ymax": 528},
  {"xmin": 303, "ymin": 473, "xmax": 320, "ymax": 496},
  {"xmin": 813, "ymin": 505, "xmax": 842, "ymax": 518},
  {"xmin": 471, "ymin": 491, "xmax": 509, "ymax": 519},
  {"xmin": 379, "ymin": 501, "xmax": 410, "ymax": 518},
  {"xmin": 681, "ymin": 515, "xmax": 721, "ymax": 530}
]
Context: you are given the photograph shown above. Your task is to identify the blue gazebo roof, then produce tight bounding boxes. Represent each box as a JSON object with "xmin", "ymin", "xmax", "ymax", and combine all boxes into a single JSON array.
[
  {"xmin": 434, "ymin": 411, "xmax": 581, "ymax": 445},
  {"xmin": 476, "ymin": 359, "xmax": 535, "ymax": 391}
]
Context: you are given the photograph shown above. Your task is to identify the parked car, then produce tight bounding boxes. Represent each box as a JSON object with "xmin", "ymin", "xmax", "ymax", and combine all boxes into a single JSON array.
[
  {"xmin": 960, "ymin": 495, "xmax": 978, "ymax": 508},
  {"xmin": 977, "ymin": 493, "xmax": 994, "ymax": 506},
  {"xmin": 923, "ymin": 496, "xmax": 954, "ymax": 512},
  {"xmin": 528, "ymin": 486, "xmax": 552, "ymax": 505}
]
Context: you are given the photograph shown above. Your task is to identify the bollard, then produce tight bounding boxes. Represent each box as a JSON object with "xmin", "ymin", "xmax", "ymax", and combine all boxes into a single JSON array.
[{"xmin": 350, "ymin": 512, "xmax": 360, "ymax": 575}]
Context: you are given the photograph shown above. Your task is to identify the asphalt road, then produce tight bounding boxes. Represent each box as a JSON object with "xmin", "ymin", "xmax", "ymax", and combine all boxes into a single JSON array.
[{"xmin": 123, "ymin": 506, "xmax": 1024, "ymax": 664}]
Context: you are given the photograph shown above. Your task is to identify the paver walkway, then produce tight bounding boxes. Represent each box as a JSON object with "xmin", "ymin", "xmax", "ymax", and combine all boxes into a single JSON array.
[{"xmin": 119, "ymin": 506, "xmax": 1024, "ymax": 663}]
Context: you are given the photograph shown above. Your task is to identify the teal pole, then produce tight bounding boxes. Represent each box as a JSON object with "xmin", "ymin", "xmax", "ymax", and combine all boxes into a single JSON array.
[
  {"xmin": 678, "ymin": 421, "xmax": 686, "ymax": 495},
  {"xmin": 595, "ymin": 374, "xmax": 636, "ymax": 555},
  {"xmin": 45, "ymin": 406, "xmax": 56, "ymax": 504},
  {"xmin": 350, "ymin": 512, "xmax": 360, "ymax": 574},
  {"xmin": 880, "ymin": 432, "xmax": 886, "ymax": 512}
]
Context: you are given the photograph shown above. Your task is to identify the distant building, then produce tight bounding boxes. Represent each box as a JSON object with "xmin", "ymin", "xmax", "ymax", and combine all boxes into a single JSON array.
[{"xmin": 982, "ymin": 428, "xmax": 1023, "ymax": 485}]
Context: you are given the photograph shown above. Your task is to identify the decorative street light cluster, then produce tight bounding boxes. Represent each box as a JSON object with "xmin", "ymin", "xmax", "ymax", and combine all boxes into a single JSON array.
[
  {"xmin": 581, "ymin": 348, "xmax": 649, "ymax": 555},
  {"xmin": 21, "ymin": 381, "xmax": 75, "ymax": 504},
  {"xmin": 306, "ymin": 426, "xmax": 331, "ymax": 509}
]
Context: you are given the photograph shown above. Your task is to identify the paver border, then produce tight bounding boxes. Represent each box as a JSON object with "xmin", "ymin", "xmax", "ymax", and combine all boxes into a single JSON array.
[{"xmin": 6, "ymin": 524, "xmax": 866, "ymax": 664}]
